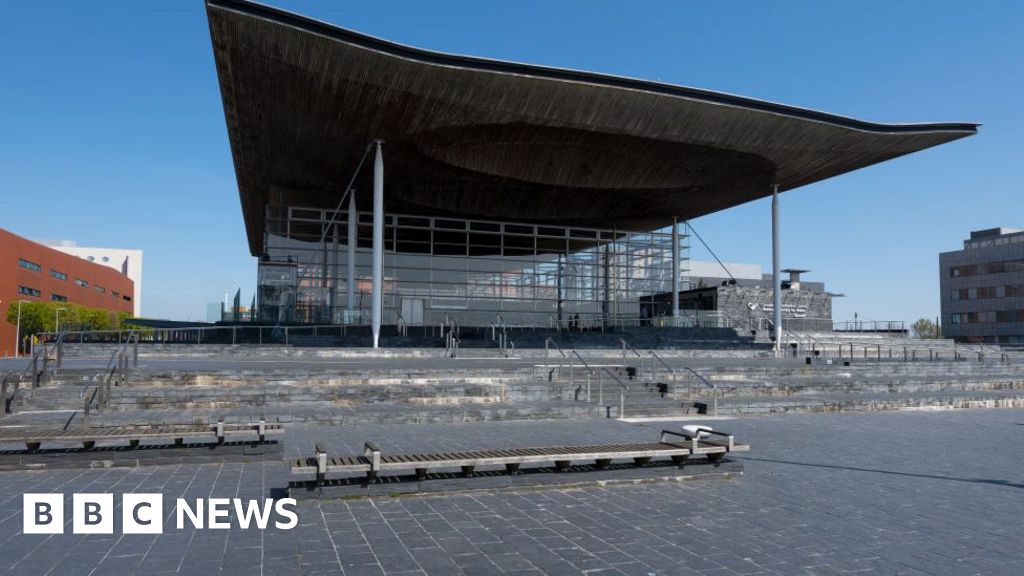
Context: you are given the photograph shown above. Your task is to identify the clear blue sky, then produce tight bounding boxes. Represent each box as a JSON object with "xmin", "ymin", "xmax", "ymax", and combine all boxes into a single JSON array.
[{"xmin": 1, "ymin": 1, "xmax": 1021, "ymax": 323}]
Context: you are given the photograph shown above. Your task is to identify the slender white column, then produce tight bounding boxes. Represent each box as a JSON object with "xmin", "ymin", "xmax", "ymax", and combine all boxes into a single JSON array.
[
  {"xmin": 671, "ymin": 217, "xmax": 680, "ymax": 320},
  {"xmin": 371, "ymin": 140, "xmax": 384, "ymax": 348},
  {"xmin": 772, "ymin": 184, "xmax": 782, "ymax": 355},
  {"xmin": 347, "ymin": 191, "xmax": 357, "ymax": 320},
  {"xmin": 331, "ymin": 222, "xmax": 339, "ymax": 323}
]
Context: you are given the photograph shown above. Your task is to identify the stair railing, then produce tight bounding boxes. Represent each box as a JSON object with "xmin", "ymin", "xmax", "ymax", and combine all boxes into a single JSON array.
[
  {"xmin": 545, "ymin": 337, "xmax": 567, "ymax": 379},
  {"xmin": 568, "ymin": 350, "xmax": 630, "ymax": 418},
  {"xmin": 619, "ymin": 339, "xmax": 646, "ymax": 380},
  {"xmin": 679, "ymin": 365, "xmax": 717, "ymax": 416},
  {"xmin": 0, "ymin": 371, "xmax": 20, "ymax": 417},
  {"xmin": 86, "ymin": 331, "xmax": 139, "ymax": 416},
  {"xmin": 647, "ymin": 350, "xmax": 679, "ymax": 394},
  {"xmin": 0, "ymin": 331, "xmax": 70, "ymax": 416}
]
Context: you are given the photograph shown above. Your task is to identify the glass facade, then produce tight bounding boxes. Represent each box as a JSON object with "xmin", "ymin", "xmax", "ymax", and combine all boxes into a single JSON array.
[{"xmin": 257, "ymin": 205, "xmax": 689, "ymax": 327}]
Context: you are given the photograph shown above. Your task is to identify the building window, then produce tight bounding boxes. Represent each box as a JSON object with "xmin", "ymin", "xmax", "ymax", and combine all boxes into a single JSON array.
[
  {"xmin": 74, "ymin": 278, "xmax": 89, "ymax": 288},
  {"xmin": 50, "ymin": 269, "xmax": 67, "ymax": 281},
  {"xmin": 94, "ymin": 285, "xmax": 105, "ymax": 294},
  {"xmin": 51, "ymin": 294, "xmax": 68, "ymax": 302},
  {"xmin": 18, "ymin": 286, "xmax": 41, "ymax": 297},
  {"xmin": 112, "ymin": 291, "xmax": 120, "ymax": 297},
  {"xmin": 951, "ymin": 259, "xmax": 1024, "ymax": 278},
  {"xmin": 951, "ymin": 290, "xmax": 960, "ymax": 301},
  {"xmin": 18, "ymin": 258, "xmax": 42, "ymax": 272},
  {"xmin": 123, "ymin": 295, "xmax": 133, "ymax": 302},
  {"xmin": 996, "ymin": 310, "xmax": 1024, "ymax": 323}
]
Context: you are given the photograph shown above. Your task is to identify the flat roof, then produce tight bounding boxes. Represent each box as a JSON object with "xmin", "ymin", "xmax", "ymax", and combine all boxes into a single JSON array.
[{"xmin": 206, "ymin": 0, "xmax": 978, "ymax": 256}]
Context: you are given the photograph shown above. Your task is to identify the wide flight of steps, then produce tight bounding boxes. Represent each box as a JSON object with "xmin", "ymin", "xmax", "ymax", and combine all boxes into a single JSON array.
[{"xmin": 7, "ymin": 349, "xmax": 1024, "ymax": 426}]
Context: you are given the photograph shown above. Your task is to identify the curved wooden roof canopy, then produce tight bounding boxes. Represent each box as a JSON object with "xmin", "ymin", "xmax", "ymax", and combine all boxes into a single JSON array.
[{"xmin": 206, "ymin": 0, "xmax": 978, "ymax": 256}]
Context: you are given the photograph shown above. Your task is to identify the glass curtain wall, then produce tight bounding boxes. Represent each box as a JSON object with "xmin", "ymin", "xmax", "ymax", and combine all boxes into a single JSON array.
[{"xmin": 257, "ymin": 205, "xmax": 688, "ymax": 327}]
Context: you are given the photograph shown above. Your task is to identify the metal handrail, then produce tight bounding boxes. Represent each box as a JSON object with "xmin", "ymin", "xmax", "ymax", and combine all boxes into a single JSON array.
[
  {"xmin": 679, "ymin": 365, "xmax": 717, "ymax": 416},
  {"xmin": 620, "ymin": 339, "xmax": 643, "ymax": 359},
  {"xmin": 619, "ymin": 338, "xmax": 646, "ymax": 381},
  {"xmin": 569, "ymin": 350, "xmax": 595, "ymax": 374},
  {"xmin": 0, "ymin": 371, "xmax": 20, "ymax": 417},
  {"xmin": 832, "ymin": 320, "xmax": 906, "ymax": 332},
  {"xmin": 565, "ymin": 350, "xmax": 630, "ymax": 417},
  {"xmin": 0, "ymin": 331, "xmax": 70, "ymax": 417},
  {"xmin": 599, "ymin": 365, "xmax": 630, "ymax": 391},
  {"xmin": 86, "ymin": 330, "xmax": 138, "ymax": 414},
  {"xmin": 568, "ymin": 351, "xmax": 629, "ymax": 391},
  {"xmin": 648, "ymin": 350, "xmax": 675, "ymax": 374},
  {"xmin": 545, "ymin": 337, "xmax": 567, "ymax": 358},
  {"xmin": 679, "ymin": 366, "xmax": 716, "ymax": 391},
  {"xmin": 814, "ymin": 338, "xmax": 1000, "ymax": 363}
]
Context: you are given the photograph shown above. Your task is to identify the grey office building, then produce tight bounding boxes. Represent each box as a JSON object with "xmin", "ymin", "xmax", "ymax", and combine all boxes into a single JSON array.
[{"xmin": 940, "ymin": 228, "xmax": 1024, "ymax": 344}]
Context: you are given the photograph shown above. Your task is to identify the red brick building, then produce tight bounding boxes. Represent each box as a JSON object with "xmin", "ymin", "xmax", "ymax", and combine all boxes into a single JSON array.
[{"xmin": 1, "ymin": 228, "xmax": 134, "ymax": 356}]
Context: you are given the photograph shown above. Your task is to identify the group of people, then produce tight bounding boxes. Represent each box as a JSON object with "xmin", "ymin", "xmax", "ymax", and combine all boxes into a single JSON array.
[{"xmin": 566, "ymin": 313, "xmax": 583, "ymax": 331}]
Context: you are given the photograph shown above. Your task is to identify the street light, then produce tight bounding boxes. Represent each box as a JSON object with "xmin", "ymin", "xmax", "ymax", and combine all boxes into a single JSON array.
[{"xmin": 55, "ymin": 307, "xmax": 68, "ymax": 334}]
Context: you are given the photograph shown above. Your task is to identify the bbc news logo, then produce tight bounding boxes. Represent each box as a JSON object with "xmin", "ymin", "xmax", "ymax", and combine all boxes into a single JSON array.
[{"xmin": 24, "ymin": 494, "xmax": 298, "ymax": 534}]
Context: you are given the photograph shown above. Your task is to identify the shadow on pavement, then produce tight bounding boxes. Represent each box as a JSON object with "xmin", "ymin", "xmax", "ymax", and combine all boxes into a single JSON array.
[{"xmin": 736, "ymin": 455, "xmax": 1024, "ymax": 489}]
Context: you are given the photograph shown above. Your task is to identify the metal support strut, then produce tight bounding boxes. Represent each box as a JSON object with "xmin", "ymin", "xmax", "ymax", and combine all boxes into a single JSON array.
[
  {"xmin": 371, "ymin": 140, "xmax": 384, "ymax": 348},
  {"xmin": 347, "ymin": 190, "xmax": 357, "ymax": 321},
  {"xmin": 771, "ymin": 184, "xmax": 782, "ymax": 356},
  {"xmin": 672, "ymin": 217, "xmax": 680, "ymax": 320}
]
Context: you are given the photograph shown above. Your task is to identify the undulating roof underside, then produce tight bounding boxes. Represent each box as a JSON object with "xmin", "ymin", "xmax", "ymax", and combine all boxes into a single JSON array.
[{"xmin": 206, "ymin": 0, "xmax": 978, "ymax": 256}]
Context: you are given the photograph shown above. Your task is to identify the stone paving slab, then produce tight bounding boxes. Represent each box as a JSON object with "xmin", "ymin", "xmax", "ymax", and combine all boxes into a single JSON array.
[{"xmin": 0, "ymin": 410, "xmax": 1020, "ymax": 574}]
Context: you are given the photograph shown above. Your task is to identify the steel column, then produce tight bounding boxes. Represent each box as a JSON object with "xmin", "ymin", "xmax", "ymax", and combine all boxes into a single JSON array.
[
  {"xmin": 347, "ymin": 190, "xmax": 357, "ymax": 320},
  {"xmin": 371, "ymin": 140, "xmax": 384, "ymax": 348},
  {"xmin": 671, "ymin": 217, "xmax": 680, "ymax": 320},
  {"xmin": 772, "ymin": 184, "xmax": 782, "ymax": 355},
  {"xmin": 331, "ymin": 217, "xmax": 339, "ymax": 323}
]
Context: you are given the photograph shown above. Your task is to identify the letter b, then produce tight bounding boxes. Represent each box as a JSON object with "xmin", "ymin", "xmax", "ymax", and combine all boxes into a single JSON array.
[
  {"xmin": 73, "ymin": 494, "xmax": 113, "ymax": 534},
  {"xmin": 23, "ymin": 494, "xmax": 64, "ymax": 534}
]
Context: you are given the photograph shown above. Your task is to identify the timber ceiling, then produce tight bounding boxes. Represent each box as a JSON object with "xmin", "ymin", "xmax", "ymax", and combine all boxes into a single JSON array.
[{"xmin": 206, "ymin": 0, "xmax": 977, "ymax": 256}]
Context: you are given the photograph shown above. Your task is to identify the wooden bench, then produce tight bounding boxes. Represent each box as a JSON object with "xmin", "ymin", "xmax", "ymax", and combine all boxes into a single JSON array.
[
  {"xmin": 0, "ymin": 420, "xmax": 283, "ymax": 451},
  {"xmin": 293, "ymin": 429, "xmax": 749, "ymax": 485},
  {"xmin": 673, "ymin": 427, "xmax": 749, "ymax": 457}
]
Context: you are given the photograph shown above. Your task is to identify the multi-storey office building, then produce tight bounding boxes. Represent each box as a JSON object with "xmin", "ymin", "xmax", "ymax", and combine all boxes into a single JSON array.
[
  {"xmin": 940, "ymin": 228, "xmax": 1024, "ymax": 344},
  {"xmin": 43, "ymin": 241, "xmax": 144, "ymax": 317},
  {"xmin": 0, "ymin": 229, "xmax": 134, "ymax": 355}
]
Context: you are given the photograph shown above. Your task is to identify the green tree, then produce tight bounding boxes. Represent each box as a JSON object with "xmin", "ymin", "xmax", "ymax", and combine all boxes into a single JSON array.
[
  {"xmin": 911, "ymin": 317, "xmax": 941, "ymax": 339},
  {"xmin": 6, "ymin": 301, "xmax": 136, "ymax": 352}
]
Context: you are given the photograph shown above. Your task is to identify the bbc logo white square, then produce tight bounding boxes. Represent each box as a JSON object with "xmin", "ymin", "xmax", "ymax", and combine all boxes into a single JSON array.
[
  {"xmin": 123, "ymin": 494, "xmax": 163, "ymax": 534},
  {"xmin": 73, "ymin": 494, "xmax": 114, "ymax": 534},
  {"xmin": 23, "ymin": 494, "xmax": 64, "ymax": 534}
]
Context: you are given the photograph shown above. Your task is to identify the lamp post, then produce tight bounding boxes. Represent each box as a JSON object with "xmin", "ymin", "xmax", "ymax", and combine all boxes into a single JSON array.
[
  {"xmin": 55, "ymin": 307, "xmax": 67, "ymax": 334},
  {"xmin": 13, "ymin": 300, "xmax": 29, "ymax": 358}
]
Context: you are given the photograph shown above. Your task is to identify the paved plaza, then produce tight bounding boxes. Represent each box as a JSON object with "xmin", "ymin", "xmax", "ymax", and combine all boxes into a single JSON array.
[{"xmin": 0, "ymin": 408, "xmax": 1020, "ymax": 575}]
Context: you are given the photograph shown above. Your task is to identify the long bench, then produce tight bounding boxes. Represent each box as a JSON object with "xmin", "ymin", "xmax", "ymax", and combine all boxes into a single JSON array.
[
  {"xmin": 0, "ymin": 420, "xmax": 282, "ymax": 451},
  {"xmin": 292, "ymin": 429, "xmax": 749, "ymax": 485}
]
